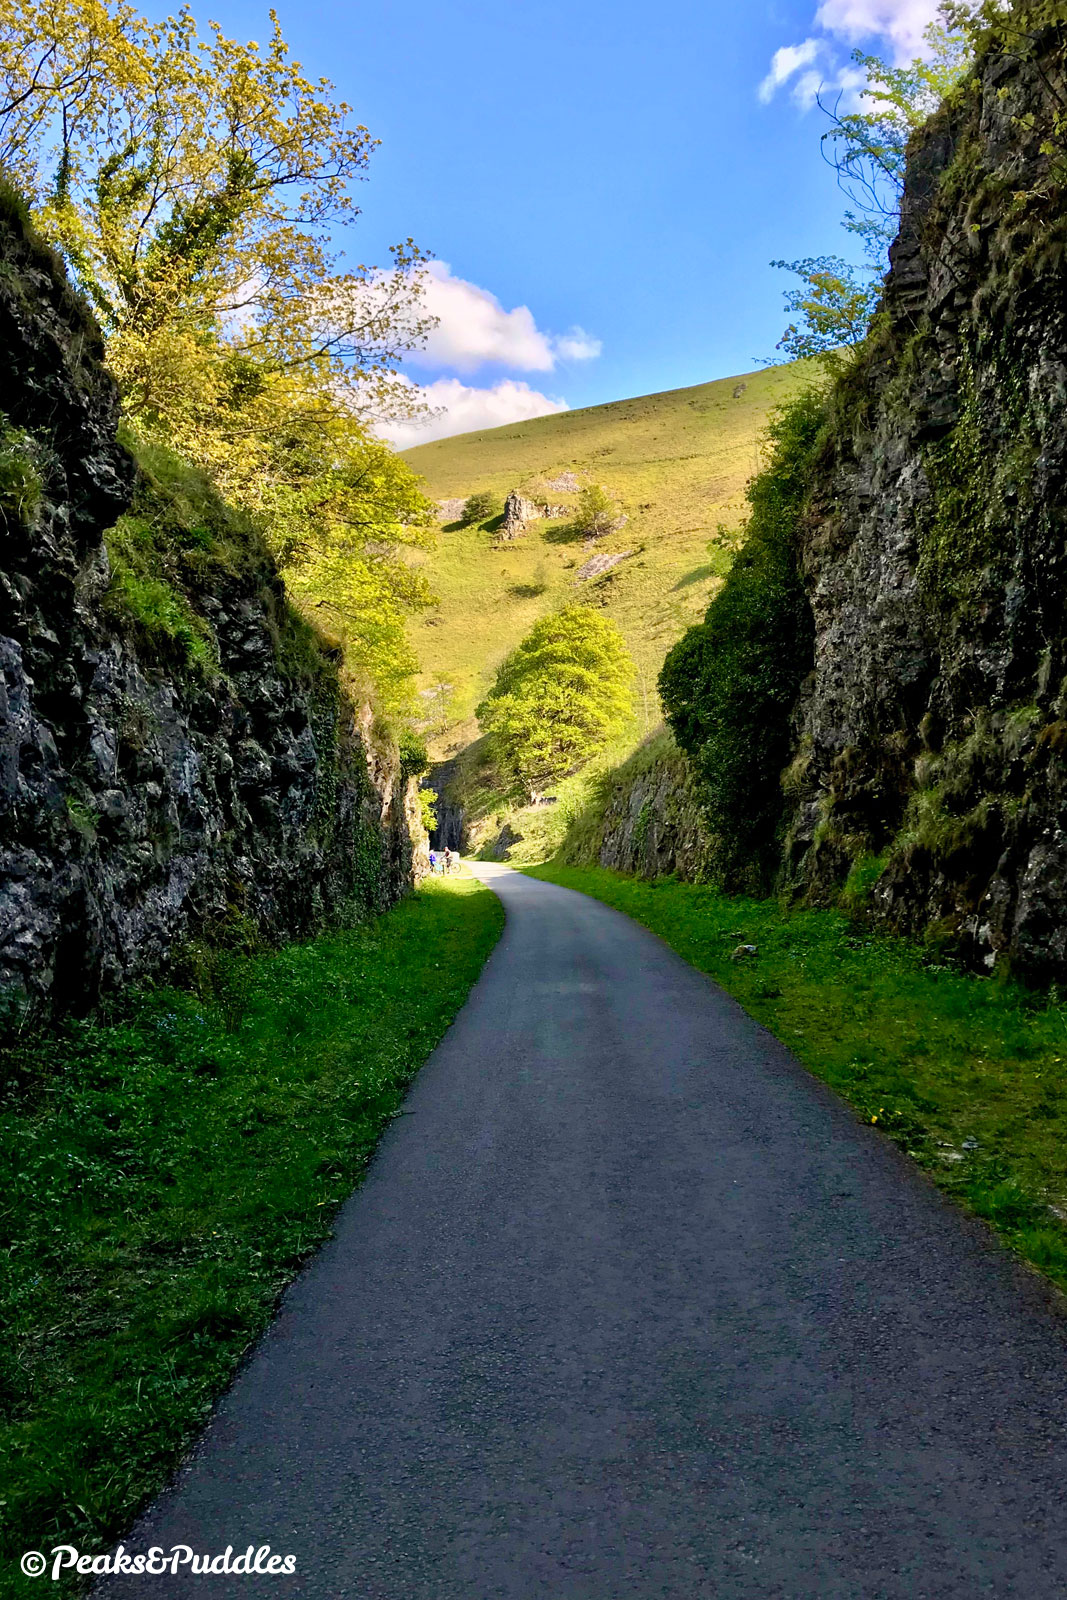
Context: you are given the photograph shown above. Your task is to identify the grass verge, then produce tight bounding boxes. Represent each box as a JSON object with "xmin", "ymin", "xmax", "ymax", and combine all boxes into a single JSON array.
[
  {"xmin": 1, "ymin": 878, "xmax": 503, "ymax": 1595},
  {"xmin": 526, "ymin": 864, "xmax": 1067, "ymax": 1292}
]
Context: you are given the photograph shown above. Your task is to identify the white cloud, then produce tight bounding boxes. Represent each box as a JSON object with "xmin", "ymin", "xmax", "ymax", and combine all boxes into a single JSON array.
[
  {"xmin": 759, "ymin": 39, "xmax": 822, "ymax": 103},
  {"xmin": 815, "ymin": 0, "xmax": 942, "ymax": 57},
  {"xmin": 414, "ymin": 262, "xmax": 600, "ymax": 374},
  {"xmin": 760, "ymin": 0, "xmax": 946, "ymax": 106},
  {"xmin": 555, "ymin": 326, "xmax": 603, "ymax": 362},
  {"xmin": 378, "ymin": 377, "xmax": 569, "ymax": 450}
]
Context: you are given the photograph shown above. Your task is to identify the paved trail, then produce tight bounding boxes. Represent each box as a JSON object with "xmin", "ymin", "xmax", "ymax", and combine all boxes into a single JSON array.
[{"xmin": 103, "ymin": 865, "xmax": 1067, "ymax": 1598}]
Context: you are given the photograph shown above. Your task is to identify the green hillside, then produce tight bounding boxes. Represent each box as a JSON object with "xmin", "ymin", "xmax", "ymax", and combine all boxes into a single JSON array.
[{"xmin": 402, "ymin": 362, "xmax": 810, "ymax": 760}]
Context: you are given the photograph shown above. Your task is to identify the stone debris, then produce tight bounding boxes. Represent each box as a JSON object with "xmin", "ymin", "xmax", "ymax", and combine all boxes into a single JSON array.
[
  {"xmin": 436, "ymin": 498, "xmax": 466, "ymax": 523},
  {"xmin": 575, "ymin": 550, "xmax": 632, "ymax": 583}
]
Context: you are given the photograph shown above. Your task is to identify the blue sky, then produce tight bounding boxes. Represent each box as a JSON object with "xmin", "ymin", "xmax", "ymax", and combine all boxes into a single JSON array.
[{"xmin": 205, "ymin": 0, "xmax": 937, "ymax": 440}]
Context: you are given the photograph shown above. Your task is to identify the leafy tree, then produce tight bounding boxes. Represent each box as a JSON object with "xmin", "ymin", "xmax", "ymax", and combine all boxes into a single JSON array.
[
  {"xmin": 462, "ymin": 490, "xmax": 499, "ymax": 525},
  {"xmin": 774, "ymin": 10, "xmax": 974, "ymax": 361},
  {"xmin": 574, "ymin": 483, "xmax": 618, "ymax": 539},
  {"xmin": 0, "ymin": 0, "xmax": 436, "ymax": 713},
  {"xmin": 659, "ymin": 390, "xmax": 824, "ymax": 890},
  {"xmin": 478, "ymin": 607, "xmax": 634, "ymax": 801},
  {"xmin": 418, "ymin": 787, "xmax": 438, "ymax": 835},
  {"xmin": 771, "ymin": 256, "xmax": 881, "ymax": 361}
]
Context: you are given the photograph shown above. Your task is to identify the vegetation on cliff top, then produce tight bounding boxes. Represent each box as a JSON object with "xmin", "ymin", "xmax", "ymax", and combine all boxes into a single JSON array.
[{"xmin": 0, "ymin": 0, "xmax": 435, "ymax": 720}]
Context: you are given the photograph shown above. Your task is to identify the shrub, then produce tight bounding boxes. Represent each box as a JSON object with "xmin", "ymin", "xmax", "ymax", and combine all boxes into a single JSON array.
[
  {"xmin": 462, "ymin": 490, "xmax": 499, "ymax": 525},
  {"xmin": 0, "ymin": 421, "xmax": 43, "ymax": 526},
  {"xmin": 418, "ymin": 786, "xmax": 438, "ymax": 834},
  {"xmin": 658, "ymin": 388, "xmax": 824, "ymax": 889},
  {"xmin": 573, "ymin": 483, "xmax": 618, "ymax": 539},
  {"xmin": 398, "ymin": 730, "xmax": 430, "ymax": 778}
]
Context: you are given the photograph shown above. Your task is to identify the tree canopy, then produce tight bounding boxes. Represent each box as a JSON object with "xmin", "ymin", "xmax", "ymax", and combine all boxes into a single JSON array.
[
  {"xmin": 477, "ymin": 607, "xmax": 634, "ymax": 802},
  {"xmin": 0, "ymin": 0, "xmax": 437, "ymax": 714}
]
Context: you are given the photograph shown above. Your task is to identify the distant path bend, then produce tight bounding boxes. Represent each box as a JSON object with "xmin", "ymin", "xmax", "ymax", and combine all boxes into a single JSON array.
[{"xmin": 103, "ymin": 864, "xmax": 1067, "ymax": 1598}]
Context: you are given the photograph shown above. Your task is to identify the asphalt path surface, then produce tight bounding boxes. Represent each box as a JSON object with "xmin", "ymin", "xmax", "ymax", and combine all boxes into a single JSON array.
[{"xmin": 99, "ymin": 864, "xmax": 1067, "ymax": 1598}]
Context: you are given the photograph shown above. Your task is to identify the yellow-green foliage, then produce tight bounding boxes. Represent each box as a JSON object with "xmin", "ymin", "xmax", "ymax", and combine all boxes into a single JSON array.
[
  {"xmin": 477, "ymin": 606, "xmax": 634, "ymax": 801},
  {"xmin": 402, "ymin": 363, "xmax": 812, "ymax": 755},
  {"xmin": 0, "ymin": 417, "xmax": 43, "ymax": 526}
]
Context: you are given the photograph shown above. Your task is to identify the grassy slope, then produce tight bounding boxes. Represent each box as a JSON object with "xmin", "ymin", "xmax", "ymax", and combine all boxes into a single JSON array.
[
  {"xmin": 402, "ymin": 364, "xmax": 809, "ymax": 753},
  {"xmin": 1, "ymin": 878, "xmax": 503, "ymax": 1595},
  {"xmin": 528, "ymin": 865, "xmax": 1067, "ymax": 1296}
]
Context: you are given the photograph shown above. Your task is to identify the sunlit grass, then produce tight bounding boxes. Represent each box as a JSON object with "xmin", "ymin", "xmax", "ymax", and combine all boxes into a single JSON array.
[
  {"xmin": 402, "ymin": 364, "xmax": 812, "ymax": 749},
  {"xmin": 0, "ymin": 878, "xmax": 504, "ymax": 1594}
]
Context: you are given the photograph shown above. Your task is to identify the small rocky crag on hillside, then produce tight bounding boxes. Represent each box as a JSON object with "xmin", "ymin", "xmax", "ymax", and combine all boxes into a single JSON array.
[
  {"xmin": 499, "ymin": 490, "xmax": 570, "ymax": 541},
  {"xmin": 0, "ymin": 186, "xmax": 422, "ymax": 1013},
  {"xmin": 779, "ymin": 20, "xmax": 1067, "ymax": 979}
]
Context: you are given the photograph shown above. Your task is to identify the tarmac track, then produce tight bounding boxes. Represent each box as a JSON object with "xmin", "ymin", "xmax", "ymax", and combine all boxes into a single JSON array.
[{"xmin": 100, "ymin": 863, "xmax": 1067, "ymax": 1598}]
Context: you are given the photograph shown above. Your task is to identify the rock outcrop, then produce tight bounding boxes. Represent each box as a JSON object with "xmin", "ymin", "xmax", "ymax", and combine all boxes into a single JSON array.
[
  {"xmin": 498, "ymin": 490, "xmax": 570, "ymax": 540},
  {"xmin": 0, "ymin": 188, "xmax": 421, "ymax": 1013},
  {"xmin": 499, "ymin": 491, "xmax": 540, "ymax": 540},
  {"xmin": 779, "ymin": 23, "xmax": 1067, "ymax": 979},
  {"xmin": 575, "ymin": 550, "xmax": 631, "ymax": 583},
  {"xmin": 560, "ymin": 728, "xmax": 713, "ymax": 879}
]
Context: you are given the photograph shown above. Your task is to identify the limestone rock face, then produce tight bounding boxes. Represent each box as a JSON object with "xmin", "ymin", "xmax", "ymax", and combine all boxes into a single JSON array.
[
  {"xmin": 500, "ymin": 491, "xmax": 539, "ymax": 540},
  {"xmin": 779, "ymin": 28, "xmax": 1067, "ymax": 980},
  {"xmin": 0, "ymin": 198, "xmax": 419, "ymax": 1012},
  {"xmin": 559, "ymin": 730, "xmax": 713, "ymax": 881}
]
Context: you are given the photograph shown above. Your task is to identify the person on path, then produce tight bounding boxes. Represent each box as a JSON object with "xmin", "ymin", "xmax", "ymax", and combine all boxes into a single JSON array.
[
  {"xmin": 428, "ymin": 850, "xmax": 437, "ymax": 875},
  {"xmin": 444, "ymin": 847, "xmax": 453, "ymax": 873}
]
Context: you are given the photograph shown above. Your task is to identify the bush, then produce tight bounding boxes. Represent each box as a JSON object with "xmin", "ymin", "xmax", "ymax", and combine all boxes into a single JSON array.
[
  {"xmin": 574, "ymin": 483, "xmax": 618, "ymax": 539},
  {"xmin": 462, "ymin": 490, "xmax": 500, "ymax": 525},
  {"xmin": 398, "ymin": 729, "xmax": 430, "ymax": 778},
  {"xmin": 418, "ymin": 786, "xmax": 438, "ymax": 834},
  {"xmin": 658, "ymin": 388, "xmax": 824, "ymax": 889}
]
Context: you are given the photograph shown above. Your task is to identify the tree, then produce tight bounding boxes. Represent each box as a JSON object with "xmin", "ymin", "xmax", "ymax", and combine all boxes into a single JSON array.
[
  {"xmin": 477, "ymin": 607, "xmax": 634, "ymax": 801},
  {"xmin": 773, "ymin": 8, "xmax": 974, "ymax": 361},
  {"xmin": 771, "ymin": 256, "xmax": 882, "ymax": 362},
  {"xmin": 0, "ymin": 0, "xmax": 437, "ymax": 713},
  {"xmin": 574, "ymin": 483, "xmax": 618, "ymax": 540},
  {"xmin": 462, "ymin": 490, "xmax": 499, "ymax": 525}
]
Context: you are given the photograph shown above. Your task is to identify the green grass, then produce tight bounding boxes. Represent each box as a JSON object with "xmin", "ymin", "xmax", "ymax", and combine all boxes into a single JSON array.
[
  {"xmin": 0, "ymin": 877, "xmax": 503, "ymax": 1595},
  {"xmin": 526, "ymin": 864, "xmax": 1067, "ymax": 1292},
  {"xmin": 402, "ymin": 363, "xmax": 812, "ymax": 756}
]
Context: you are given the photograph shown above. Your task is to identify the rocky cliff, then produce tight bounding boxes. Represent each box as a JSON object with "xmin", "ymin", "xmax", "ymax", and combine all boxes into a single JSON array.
[
  {"xmin": 0, "ymin": 185, "xmax": 422, "ymax": 1013},
  {"xmin": 558, "ymin": 727, "xmax": 713, "ymax": 878},
  {"xmin": 780, "ymin": 19, "xmax": 1067, "ymax": 980}
]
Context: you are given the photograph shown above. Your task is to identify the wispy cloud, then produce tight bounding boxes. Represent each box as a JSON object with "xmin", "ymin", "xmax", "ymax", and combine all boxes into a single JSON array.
[
  {"xmin": 413, "ymin": 262, "xmax": 601, "ymax": 375},
  {"xmin": 378, "ymin": 377, "xmax": 568, "ymax": 450},
  {"xmin": 815, "ymin": 0, "xmax": 943, "ymax": 58},
  {"xmin": 759, "ymin": 39, "xmax": 822, "ymax": 103},
  {"xmin": 760, "ymin": 0, "xmax": 944, "ymax": 108}
]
